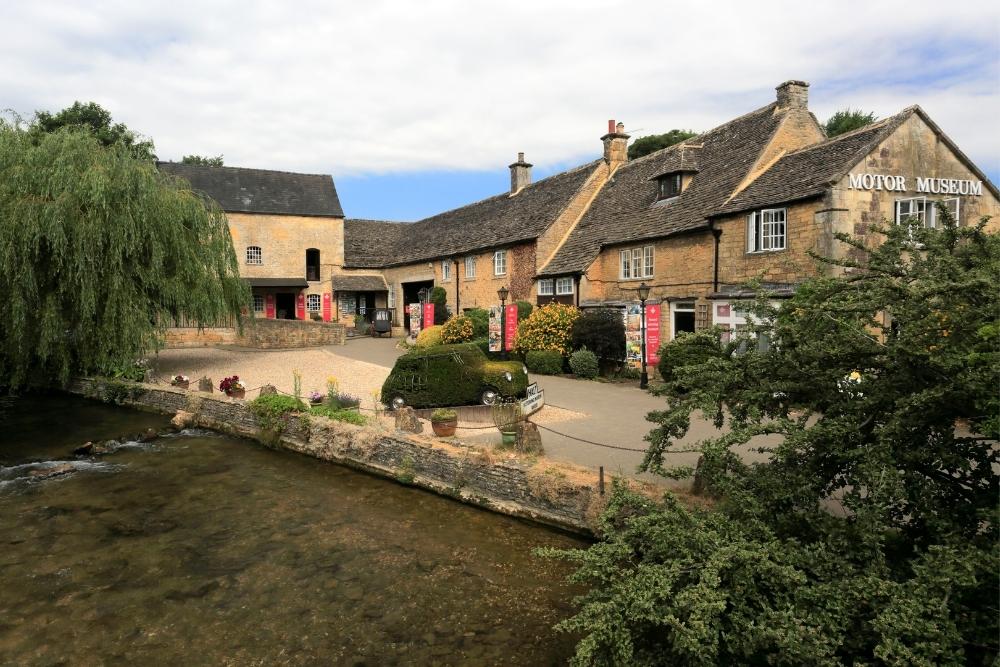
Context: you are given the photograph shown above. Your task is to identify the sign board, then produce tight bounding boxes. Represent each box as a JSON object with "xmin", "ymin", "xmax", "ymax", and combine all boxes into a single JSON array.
[
  {"xmin": 504, "ymin": 304, "xmax": 518, "ymax": 351},
  {"xmin": 848, "ymin": 173, "xmax": 983, "ymax": 196},
  {"xmin": 422, "ymin": 302, "xmax": 435, "ymax": 330},
  {"xmin": 408, "ymin": 303, "xmax": 421, "ymax": 341},
  {"xmin": 645, "ymin": 303, "xmax": 661, "ymax": 366},
  {"xmin": 322, "ymin": 293, "xmax": 332, "ymax": 322},
  {"xmin": 296, "ymin": 293, "xmax": 306, "ymax": 320},
  {"xmin": 338, "ymin": 294, "xmax": 356, "ymax": 319},
  {"xmin": 520, "ymin": 388, "xmax": 544, "ymax": 416},
  {"xmin": 526, "ymin": 382, "xmax": 538, "ymax": 397},
  {"xmin": 265, "ymin": 293, "xmax": 276, "ymax": 319},
  {"xmin": 624, "ymin": 304, "xmax": 642, "ymax": 365},
  {"xmin": 488, "ymin": 306, "xmax": 502, "ymax": 352}
]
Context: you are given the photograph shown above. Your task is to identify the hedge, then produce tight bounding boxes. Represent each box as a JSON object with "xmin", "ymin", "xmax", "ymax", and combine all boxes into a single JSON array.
[
  {"xmin": 441, "ymin": 315, "xmax": 474, "ymax": 343},
  {"xmin": 525, "ymin": 349, "xmax": 564, "ymax": 375},
  {"xmin": 415, "ymin": 325, "xmax": 444, "ymax": 347},
  {"xmin": 514, "ymin": 303, "xmax": 580, "ymax": 356},
  {"xmin": 465, "ymin": 308, "xmax": 490, "ymax": 338},
  {"xmin": 569, "ymin": 347, "xmax": 599, "ymax": 378},
  {"xmin": 571, "ymin": 308, "xmax": 625, "ymax": 362}
]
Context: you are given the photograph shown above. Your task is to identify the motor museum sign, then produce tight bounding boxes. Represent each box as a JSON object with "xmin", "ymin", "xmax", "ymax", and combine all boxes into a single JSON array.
[{"xmin": 848, "ymin": 173, "xmax": 983, "ymax": 196}]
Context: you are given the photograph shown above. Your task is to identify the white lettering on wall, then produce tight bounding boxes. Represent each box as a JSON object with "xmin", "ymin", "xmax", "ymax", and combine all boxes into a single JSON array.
[{"xmin": 850, "ymin": 173, "xmax": 982, "ymax": 196}]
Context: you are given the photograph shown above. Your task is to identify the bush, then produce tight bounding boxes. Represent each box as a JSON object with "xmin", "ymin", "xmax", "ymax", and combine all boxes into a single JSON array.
[
  {"xmin": 431, "ymin": 408, "xmax": 457, "ymax": 422},
  {"xmin": 465, "ymin": 308, "xmax": 490, "ymax": 338},
  {"xmin": 569, "ymin": 347, "xmax": 599, "ymax": 378},
  {"xmin": 430, "ymin": 286, "xmax": 448, "ymax": 325},
  {"xmin": 515, "ymin": 300, "xmax": 533, "ymax": 322},
  {"xmin": 571, "ymin": 309, "xmax": 625, "ymax": 363},
  {"xmin": 309, "ymin": 404, "xmax": 367, "ymax": 425},
  {"xmin": 248, "ymin": 394, "xmax": 306, "ymax": 432},
  {"xmin": 525, "ymin": 350, "xmax": 564, "ymax": 375},
  {"xmin": 514, "ymin": 303, "xmax": 580, "ymax": 356},
  {"xmin": 656, "ymin": 329, "xmax": 725, "ymax": 391},
  {"xmin": 415, "ymin": 324, "xmax": 444, "ymax": 348},
  {"xmin": 440, "ymin": 315, "xmax": 474, "ymax": 343}
]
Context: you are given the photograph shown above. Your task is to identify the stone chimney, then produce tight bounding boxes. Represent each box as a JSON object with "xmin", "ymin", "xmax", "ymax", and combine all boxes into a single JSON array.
[
  {"xmin": 509, "ymin": 152, "xmax": 532, "ymax": 195},
  {"xmin": 776, "ymin": 80, "xmax": 809, "ymax": 110},
  {"xmin": 601, "ymin": 119, "xmax": 630, "ymax": 166}
]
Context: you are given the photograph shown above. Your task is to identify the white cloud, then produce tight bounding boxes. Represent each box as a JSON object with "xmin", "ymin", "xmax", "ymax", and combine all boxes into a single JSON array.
[{"xmin": 2, "ymin": 0, "xmax": 997, "ymax": 178}]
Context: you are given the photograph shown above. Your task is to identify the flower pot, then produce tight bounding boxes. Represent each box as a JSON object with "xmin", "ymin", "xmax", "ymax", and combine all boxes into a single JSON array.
[
  {"xmin": 227, "ymin": 388, "xmax": 246, "ymax": 400},
  {"xmin": 432, "ymin": 419, "xmax": 458, "ymax": 437},
  {"xmin": 173, "ymin": 381, "xmax": 189, "ymax": 390},
  {"xmin": 500, "ymin": 430, "xmax": 517, "ymax": 446}
]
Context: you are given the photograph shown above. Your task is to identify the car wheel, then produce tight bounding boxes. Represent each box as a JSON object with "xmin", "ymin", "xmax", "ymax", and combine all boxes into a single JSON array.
[
  {"xmin": 390, "ymin": 395, "xmax": 407, "ymax": 410},
  {"xmin": 479, "ymin": 388, "xmax": 499, "ymax": 405}
]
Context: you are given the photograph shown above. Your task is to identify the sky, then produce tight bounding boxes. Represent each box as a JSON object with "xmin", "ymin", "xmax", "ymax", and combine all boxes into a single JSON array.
[{"xmin": 2, "ymin": 1, "xmax": 998, "ymax": 221}]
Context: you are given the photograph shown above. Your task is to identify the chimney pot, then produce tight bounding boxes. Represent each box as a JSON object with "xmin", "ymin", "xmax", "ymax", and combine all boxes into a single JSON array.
[
  {"xmin": 776, "ymin": 80, "xmax": 809, "ymax": 110},
  {"xmin": 601, "ymin": 120, "xmax": 630, "ymax": 165},
  {"xmin": 608, "ymin": 119, "xmax": 616, "ymax": 134},
  {"xmin": 509, "ymin": 152, "xmax": 532, "ymax": 195},
  {"xmin": 616, "ymin": 122, "xmax": 624, "ymax": 134}
]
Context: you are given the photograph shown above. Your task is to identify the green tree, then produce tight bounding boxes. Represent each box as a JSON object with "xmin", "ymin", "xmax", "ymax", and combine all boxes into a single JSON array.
[
  {"xmin": 181, "ymin": 154, "xmax": 224, "ymax": 166},
  {"xmin": 429, "ymin": 286, "xmax": 448, "ymax": 324},
  {"xmin": 627, "ymin": 129, "xmax": 697, "ymax": 160},
  {"xmin": 0, "ymin": 120, "xmax": 248, "ymax": 389},
  {"xmin": 542, "ymin": 212, "xmax": 999, "ymax": 665},
  {"xmin": 825, "ymin": 108, "xmax": 878, "ymax": 137},
  {"xmin": 30, "ymin": 101, "xmax": 155, "ymax": 160}
]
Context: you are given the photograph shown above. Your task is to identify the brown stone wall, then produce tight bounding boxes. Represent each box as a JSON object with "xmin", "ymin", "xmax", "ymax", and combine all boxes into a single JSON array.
[
  {"xmin": 238, "ymin": 318, "xmax": 346, "ymax": 348},
  {"xmin": 164, "ymin": 327, "xmax": 239, "ymax": 348}
]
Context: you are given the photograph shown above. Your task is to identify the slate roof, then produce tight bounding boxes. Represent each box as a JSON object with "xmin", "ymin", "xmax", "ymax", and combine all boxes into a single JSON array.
[
  {"xmin": 343, "ymin": 161, "xmax": 600, "ymax": 268},
  {"xmin": 157, "ymin": 162, "xmax": 344, "ymax": 217},
  {"xmin": 538, "ymin": 103, "xmax": 788, "ymax": 276},
  {"xmin": 331, "ymin": 274, "xmax": 389, "ymax": 292}
]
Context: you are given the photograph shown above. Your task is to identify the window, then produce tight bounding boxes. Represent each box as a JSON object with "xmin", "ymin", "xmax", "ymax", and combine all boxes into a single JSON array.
[
  {"xmin": 657, "ymin": 173, "xmax": 682, "ymax": 200},
  {"xmin": 746, "ymin": 208, "xmax": 786, "ymax": 253},
  {"xmin": 896, "ymin": 197, "xmax": 960, "ymax": 228},
  {"xmin": 938, "ymin": 197, "xmax": 960, "ymax": 225},
  {"xmin": 464, "ymin": 256, "xmax": 476, "ymax": 278},
  {"xmin": 493, "ymin": 250, "xmax": 507, "ymax": 276},
  {"xmin": 556, "ymin": 277, "xmax": 574, "ymax": 295},
  {"xmin": 442, "ymin": 260, "xmax": 451, "ymax": 281},
  {"xmin": 306, "ymin": 248, "xmax": 320, "ymax": 281},
  {"xmin": 307, "ymin": 294, "xmax": 321, "ymax": 312},
  {"xmin": 246, "ymin": 246, "xmax": 262, "ymax": 265},
  {"xmin": 537, "ymin": 279, "xmax": 554, "ymax": 296},
  {"xmin": 387, "ymin": 286, "xmax": 395, "ymax": 310},
  {"xmin": 619, "ymin": 245, "xmax": 654, "ymax": 279},
  {"xmin": 252, "ymin": 294, "xmax": 264, "ymax": 312}
]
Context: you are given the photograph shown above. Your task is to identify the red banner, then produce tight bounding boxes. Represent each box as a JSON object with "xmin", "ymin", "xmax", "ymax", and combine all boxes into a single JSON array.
[
  {"xmin": 296, "ymin": 293, "xmax": 306, "ymax": 320},
  {"xmin": 322, "ymin": 293, "xmax": 332, "ymax": 322},
  {"xmin": 265, "ymin": 294, "xmax": 275, "ymax": 319},
  {"xmin": 504, "ymin": 304, "xmax": 518, "ymax": 351},
  {"xmin": 645, "ymin": 303, "xmax": 661, "ymax": 366},
  {"xmin": 422, "ymin": 302, "xmax": 434, "ymax": 328}
]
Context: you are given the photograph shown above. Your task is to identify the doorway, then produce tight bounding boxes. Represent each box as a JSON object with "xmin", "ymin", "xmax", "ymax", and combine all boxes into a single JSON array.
[
  {"xmin": 275, "ymin": 292, "xmax": 296, "ymax": 320},
  {"xmin": 401, "ymin": 280, "xmax": 435, "ymax": 331},
  {"xmin": 670, "ymin": 300, "xmax": 696, "ymax": 340}
]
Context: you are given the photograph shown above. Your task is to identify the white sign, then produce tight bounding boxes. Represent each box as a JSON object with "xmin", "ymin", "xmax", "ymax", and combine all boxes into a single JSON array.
[
  {"xmin": 526, "ymin": 382, "xmax": 538, "ymax": 397},
  {"xmin": 848, "ymin": 173, "xmax": 982, "ymax": 196},
  {"xmin": 520, "ymin": 388, "xmax": 544, "ymax": 416}
]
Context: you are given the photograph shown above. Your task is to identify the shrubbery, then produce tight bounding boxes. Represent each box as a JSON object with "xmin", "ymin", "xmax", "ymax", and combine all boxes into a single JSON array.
[
  {"xmin": 656, "ymin": 329, "xmax": 724, "ymax": 392},
  {"xmin": 465, "ymin": 308, "xmax": 490, "ymax": 338},
  {"xmin": 514, "ymin": 303, "xmax": 579, "ymax": 356},
  {"xmin": 525, "ymin": 350, "xmax": 564, "ymax": 375},
  {"xmin": 309, "ymin": 404, "xmax": 367, "ymax": 425},
  {"xmin": 571, "ymin": 308, "xmax": 625, "ymax": 365},
  {"xmin": 569, "ymin": 347, "xmax": 599, "ymax": 378},
  {"xmin": 415, "ymin": 324, "xmax": 443, "ymax": 347},
  {"xmin": 440, "ymin": 315, "xmax": 474, "ymax": 343},
  {"xmin": 430, "ymin": 286, "xmax": 448, "ymax": 324},
  {"xmin": 515, "ymin": 300, "xmax": 533, "ymax": 322},
  {"xmin": 248, "ymin": 394, "xmax": 306, "ymax": 432}
]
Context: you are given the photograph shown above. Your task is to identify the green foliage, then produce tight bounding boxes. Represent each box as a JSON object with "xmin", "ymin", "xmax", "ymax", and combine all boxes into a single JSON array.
[
  {"xmin": 465, "ymin": 308, "xmax": 490, "ymax": 338},
  {"xmin": 440, "ymin": 315, "xmax": 474, "ymax": 343},
  {"xmin": 627, "ymin": 129, "xmax": 698, "ymax": 160},
  {"xmin": 525, "ymin": 349, "xmax": 564, "ymax": 375},
  {"xmin": 571, "ymin": 308, "xmax": 625, "ymax": 362},
  {"xmin": 431, "ymin": 408, "xmax": 457, "ymax": 422},
  {"xmin": 515, "ymin": 300, "xmax": 533, "ymax": 321},
  {"xmin": 824, "ymin": 108, "xmax": 878, "ymax": 137},
  {"xmin": 31, "ymin": 101, "xmax": 156, "ymax": 160},
  {"xmin": 430, "ymin": 286, "xmax": 448, "ymax": 324},
  {"xmin": 414, "ymin": 324, "xmax": 444, "ymax": 348},
  {"xmin": 569, "ymin": 347, "xmax": 599, "ymax": 379},
  {"xmin": 655, "ymin": 329, "xmax": 726, "ymax": 391},
  {"xmin": 546, "ymin": 214, "xmax": 1000, "ymax": 665},
  {"xmin": 309, "ymin": 404, "xmax": 367, "ymax": 425},
  {"xmin": 181, "ymin": 154, "xmax": 224, "ymax": 166},
  {"xmin": 0, "ymin": 120, "xmax": 247, "ymax": 389},
  {"xmin": 248, "ymin": 394, "xmax": 305, "ymax": 433},
  {"xmin": 514, "ymin": 303, "xmax": 580, "ymax": 356},
  {"xmin": 482, "ymin": 361, "xmax": 528, "ymax": 397}
]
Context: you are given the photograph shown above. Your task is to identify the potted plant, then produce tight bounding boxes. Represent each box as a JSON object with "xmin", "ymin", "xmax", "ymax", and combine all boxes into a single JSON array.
[
  {"xmin": 219, "ymin": 375, "xmax": 246, "ymax": 399},
  {"xmin": 308, "ymin": 390, "xmax": 324, "ymax": 406},
  {"xmin": 431, "ymin": 408, "xmax": 459, "ymax": 437},
  {"xmin": 170, "ymin": 374, "xmax": 190, "ymax": 390},
  {"xmin": 491, "ymin": 401, "xmax": 522, "ymax": 446},
  {"xmin": 354, "ymin": 313, "xmax": 368, "ymax": 334}
]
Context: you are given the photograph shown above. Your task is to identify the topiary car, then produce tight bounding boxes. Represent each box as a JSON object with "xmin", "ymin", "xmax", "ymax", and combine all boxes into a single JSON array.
[{"xmin": 381, "ymin": 343, "xmax": 529, "ymax": 410}]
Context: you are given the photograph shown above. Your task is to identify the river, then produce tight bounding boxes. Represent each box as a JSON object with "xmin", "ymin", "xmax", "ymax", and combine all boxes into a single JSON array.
[{"xmin": 0, "ymin": 393, "xmax": 585, "ymax": 665}]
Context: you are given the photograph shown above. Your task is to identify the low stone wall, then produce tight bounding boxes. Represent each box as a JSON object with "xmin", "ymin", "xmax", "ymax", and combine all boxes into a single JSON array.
[
  {"xmin": 164, "ymin": 327, "xmax": 239, "ymax": 348},
  {"xmin": 67, "ymin": 378, "xmax": 630, "ymax": 534},
  {"xmin": 164, "ymin": 319, "xmax": 346, "ymax": 349}
]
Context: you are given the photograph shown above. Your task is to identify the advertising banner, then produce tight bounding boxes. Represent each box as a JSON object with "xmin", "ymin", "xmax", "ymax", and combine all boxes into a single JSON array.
[
  {"xmin": 488, "ymin": 306, "xmax": 502, "ymax": 352},
  {"xmin": 296, "ymin": 293, "xmax": 306, "ymax": 320},
  {"xmin": 624, "ymin": 304, "xmax": 641, "ymax": 365},
  {"xmin": 504, "ymin": 304, "xmax": 518, "ymax": 351},
  {"xmin": 646, "ymin": 303, "xmax": 661, "ymax": 366},
  {"xmin": 265, "ymin": 294, "xmax": 276, "ymax": 319},
  {"xmin": 408, "ymin": 303, "xmax": 421, "ymax": 341},
  {"xmin": 322, "ymin": 293, "xmax": 332, "ymax": 322},
  {"xmin": 422, "ymin": 303, "xmax": 435, "ymax": 330}
]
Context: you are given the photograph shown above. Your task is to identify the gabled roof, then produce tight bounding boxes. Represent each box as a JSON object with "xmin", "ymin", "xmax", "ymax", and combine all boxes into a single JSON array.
[
  {"xmin": 539, "ymin": 102, "xmax": 788, "ymax": 276},
  {"xmin": 157, "ymin": 162, "xmax": 344, "ymax": 217},
  {"xmin": 344, "ymin": 161, "xmax": 601, "ymax": 268}
]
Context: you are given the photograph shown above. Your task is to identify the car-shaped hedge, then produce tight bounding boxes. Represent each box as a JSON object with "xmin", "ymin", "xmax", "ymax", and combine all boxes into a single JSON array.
[{"xmin": 381, "ymin": 343, "xmax": 529, "ymax": 409}]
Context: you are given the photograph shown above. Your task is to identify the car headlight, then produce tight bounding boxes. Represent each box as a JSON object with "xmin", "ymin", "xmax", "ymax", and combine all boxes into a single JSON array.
[
  {"xmin": 522, "ymin": 364, "xmax": 528, "ymax": 375},
  {"xmin": 504, "ymin": 371, "xmax": 513, "ymax": 382}
]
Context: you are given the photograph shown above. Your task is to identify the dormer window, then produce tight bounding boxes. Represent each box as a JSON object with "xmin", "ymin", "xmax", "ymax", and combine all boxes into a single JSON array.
[{"xmin": 657, "ymin": 173, "xmax": 683, "ymax": 200}]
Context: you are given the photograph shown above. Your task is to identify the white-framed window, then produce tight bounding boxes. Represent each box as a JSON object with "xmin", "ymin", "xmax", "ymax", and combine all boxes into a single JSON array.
[
  {"xmin": 307, "ymin": 294, "xmax": 321, "ymax": 312},
  {"xmin": 246, "ymin": 246, "xmax": 263, "ymax": 265},
  {"xmin": 252, "ymin": 294, "xmax": 264, "ymax": 312},
  {"xmin": 464, "ymin": 255, "xmax": 476, "ymax": 278},
  {"xmin": 493, "ymin": 250, "xmax": 507, "ymax": 276},
  {"xmin": 938, "ymin": 197, "xmax": 960, "ymax": 225},
  {"xmin": 556, "ymin": 277, "xmax": 574, "ymax": 295},
  {"xmin": 441, "ymin": 260, "xmax": 451, "ymax": 281},
  {"xmin": 537, "ymin": 279, "xmax": 554, "ymax": 296},
  {"xmin": 387, "ymin": 286, "xmax": 396, "ymax": 310},
  {"xmin": 747, "ymin": 208, "xmax": 786, "ymax": 253},
  {"xmin": 619, "ymin": 245, "xmax": 654, "ymax": 279},
  {"xmin": 896, "ymin": 197, "xmax": 960, "ymax": 228},
  {"xmin": 714, "ymin": 300, "xmax": 775, "ymax": 351}
]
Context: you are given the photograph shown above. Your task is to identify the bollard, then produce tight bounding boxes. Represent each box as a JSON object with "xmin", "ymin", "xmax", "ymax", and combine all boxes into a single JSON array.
[{"xmin": 599, "ymin": 466, "xmax": 605, "ymax": 496}]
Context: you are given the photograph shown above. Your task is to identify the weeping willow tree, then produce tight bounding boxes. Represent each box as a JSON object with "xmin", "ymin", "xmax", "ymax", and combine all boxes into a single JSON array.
[{"xmin": 0, "ymin": 118, "xmax": 248, "ymax": 389}]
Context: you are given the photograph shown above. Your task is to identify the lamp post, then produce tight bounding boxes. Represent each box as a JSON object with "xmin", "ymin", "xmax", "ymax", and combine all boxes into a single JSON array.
[
  {"xmin": 637, "ymin": 282, "xmax": 651, "ymax": 389},
  {"xmin": 497, "ymin": 286, "xmax": 510, "ymax": 360}
]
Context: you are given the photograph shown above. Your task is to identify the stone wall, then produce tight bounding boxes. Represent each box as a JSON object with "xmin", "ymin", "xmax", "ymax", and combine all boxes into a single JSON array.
[
  {"xmin": 68, "ymin": 378, "xmax": 621, "ymax": 534},
  {"xmin": 163, "ymin": 319, "xmax": 345, "ymax": 349},
  {"xmin": 164, "ymin": 327, "xmax": 239, "ymax": 348}
]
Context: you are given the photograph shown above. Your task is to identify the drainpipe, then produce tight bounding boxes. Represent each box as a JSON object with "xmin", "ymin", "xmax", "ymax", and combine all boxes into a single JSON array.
[
  {"xmin": 454, "ymin": 258, "xmax": 461, "ymax": 313},
  {"xmin": 711, "ymin": 228, "xmax": 723, "ymax": 293},
  {"xmin": 574, "ymin": 274, "xmax": 581, "ymax": 307}
]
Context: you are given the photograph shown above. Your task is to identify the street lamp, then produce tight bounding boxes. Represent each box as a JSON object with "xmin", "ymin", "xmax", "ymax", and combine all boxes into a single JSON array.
[
  {"xmin": 417, "ymin": 287, "xmax": 430, "ymax": 303},
  {"xmin": 637, "ymin": 282, "xmax": 651, "ymax": 389},
  {"xmin": 497, "ymin": 286, "xmax": 510, "ymax": 359}
]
